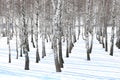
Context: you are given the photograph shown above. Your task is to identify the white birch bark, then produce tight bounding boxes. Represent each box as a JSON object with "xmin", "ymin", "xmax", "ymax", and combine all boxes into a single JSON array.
[
  {"xmin": 51, "ymin": 0, "xmax": 62, "ymax": 72},
  {"xmin": 110, "ymin": 0, "xmax": 116, "ymax": 56}
]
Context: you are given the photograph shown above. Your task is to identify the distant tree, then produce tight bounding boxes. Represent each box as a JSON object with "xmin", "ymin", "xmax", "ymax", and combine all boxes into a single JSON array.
[
  {"xmin": 110, "ymin": 0, "xmax": 116, "ymax": 56},
  {"xmin": 35, "ymin": 0, "xmax": 40, "ymax": 63},
  {"xmin": 115, "ymin": 0, "xmax": 120, "ymax": 49}
]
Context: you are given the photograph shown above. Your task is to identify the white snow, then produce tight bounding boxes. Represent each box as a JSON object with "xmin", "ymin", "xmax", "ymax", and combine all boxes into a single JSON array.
[{"xmin": 0, "ymin": 28, "xmax": 120, "ymax": 80}]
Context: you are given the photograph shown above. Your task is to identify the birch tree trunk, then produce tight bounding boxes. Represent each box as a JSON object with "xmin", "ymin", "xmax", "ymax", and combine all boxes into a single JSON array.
[
  {"xmin": 15, "ymin": 23, "xmax": 19, "ymax": 59},
  {"xmin": 51, "ymin": 0, "xmax": 62, "ymax": 72},
  {"xmin": 85, "ymin": 0, "xmax": 90, "ymax": 60},
  {"xmin": 34, "ymin": 0, "xmax": 40, "ymax": 63},
  {"xmin": 42, "ymin": 0, "xmax": 46, "ymax": 58},
  {"xmin": 42, "ymin": 34, "xmax": 46, "ymax": 58},
  {"xmin": 8, "ymin": 40, "xmax": 11, "ymax": 63},
  {"xmin": 66, "ymin": 23, "xmax": 69, "ymax": 57},
  {"xmin": 103, "ymin": 0, "xmax": 108, "ymax": 52},
  {"xmin": 35, "ymin": 10, "xmax": 40, "ymax": 63},
  {"xmin": 7, "ymin": 21, "xmax": 11, "ymax": 63},
  {"xmin": 22, "ymin": 0, "xmax": 29, "ymax": 70},
  {"xmin": 110, "ymin": 0, "xmax": 116, "ymax": 56},
  {"xmin": 116, "ymin": 20, "xmax": 120, "ymax": 49},
  {"xmin": 58, "ymin": 9, "xmax": 64, "ymax": 68},
  {"xmin": 31, "ymin": 17, "xmax": 35, "ymax": 48}
]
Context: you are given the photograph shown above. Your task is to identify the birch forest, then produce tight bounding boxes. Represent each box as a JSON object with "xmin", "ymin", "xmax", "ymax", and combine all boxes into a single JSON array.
[{"xmin": 0, "ymin": 0, "xmax": 120, "ymax": 72}]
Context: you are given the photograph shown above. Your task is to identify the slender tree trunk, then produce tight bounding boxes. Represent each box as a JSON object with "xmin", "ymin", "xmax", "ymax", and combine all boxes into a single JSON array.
[
  {"xmin": 86, "ymin": 0, "xmax": 91, "ymax": 61},
  {"xmin": 36, "ymin": 47, "xmax": 40, "ymax": 63},
  {"xmin": 51, "ymin": 40, "xmax": 54, "ymax": 49},
  {"xmin": 42, "ymin": 0, "xmax": 46, "ymax": 58},
  {"xmin": 15, "ymin": 24, "xmax": 19, "ymax": 59},
  {"xmin": 6, "ymin": 19, "xmax": 11, "ymax": 63},
  {"xmin": 22, "ymin": 0, "xmax": 30, "ymax": 70},
  {"xmin": 68, "ymin": 27, "xmax": 74, "ymax": 53},
  {"xmin": 110, "ymin": 26, "xmax": 115, "ymax": 56},
  {"xmin": 42, "ymin": 35, "xmax": 46, "ymax": 58},
  {"xmin": 58, "ymin": 34, "xmax": 64, "ymax": 68},
  {"xmin": 24, "ymin": 49, "xmax": 29, "ymax": 70},
  {"xmin": 58, "ymin": 13, "xmax": 64, "ymax": 67},
  {"xmin": 110, "ymin": 1, "xmax": 116, "ymax": 56},
  {"xmin": 31, "ymin": 17, "xmax": 35, "ymax": 48},
  {"xmin": 72, "ymin": 19, "xmax": 76, "ymax": 43},
  {"xmin": 103, "ymin": 0, "xmax": 108, "ymax": 52},
  {"xmin": 116, "ymin": 21, "xmax": 120, "ymax": 49},
  {"xmin": 20, "ymin": 46, "xmax": 23, "ymax": 57},
  {"xmin": 105, "ymin": 27, "xmax": 108, "ymax": 52},
  {"xmin": 66, "ymin": 39, "xmax": 69, "ymax": 57},
  {"xmin": 26, "ymin": 37, "xmax": 30, "ymax": 52},
  {"xmin": 102, "ymin": 36, "xmax": 105, "ymax": 48},
  {"xmin": 110, "ymin": 42, "xmax": 114, "ymax": 56},
  {"xmin": 8, "ymin": 39, "xmax": 11, "ymax": 63},
  {"xmin": 89, "ymin": 34, "xmax": 93, "ymax": 53},
  {"xmin": 87, "ymin": 49, "xmax": 90, "ymax": 61},
  {"xmin": 35, "ymin": 12, "xmax": 40, "ymax": 63},
  {"xmin": 77, "ymin": 17, "xmax": 80, "ymax": 40},
  {"xmin": 86, "ymin": 31, "xmax": 90, "ymax": 61},
  {"xmin": 73, "ymin": 32, "xmax": 76, "ymax": 43}
]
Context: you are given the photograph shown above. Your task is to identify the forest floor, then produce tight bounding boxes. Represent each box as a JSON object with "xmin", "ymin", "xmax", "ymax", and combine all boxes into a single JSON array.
[{"xmin": 0, "ymin": 28, "xmax": 120, "ymax": 80}]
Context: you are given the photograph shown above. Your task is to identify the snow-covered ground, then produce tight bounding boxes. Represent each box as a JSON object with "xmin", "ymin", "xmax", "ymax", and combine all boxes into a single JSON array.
[{"xmin": 0, "ymin": 28, "xmax": 120, "ymax": 80}]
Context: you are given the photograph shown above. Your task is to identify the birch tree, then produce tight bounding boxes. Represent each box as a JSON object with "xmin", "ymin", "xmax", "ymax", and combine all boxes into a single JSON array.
[
  {"xmin": 51, "ymin": 0, "xmax": 63, "ymax": 72},
  {"xmin": 35, "ymin": 0, "xmax": 40, "ymax": 63},
  {"xmin": 21, "ymin": 0, "xmax": 30, "ymax": 70},
  {"xmin": 115, "ymin": 0, "xmax": 120, "ymax": 49},
  {"xmin": 110, "ymin": 0, "xmax": 116, "ymax": 56}
]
